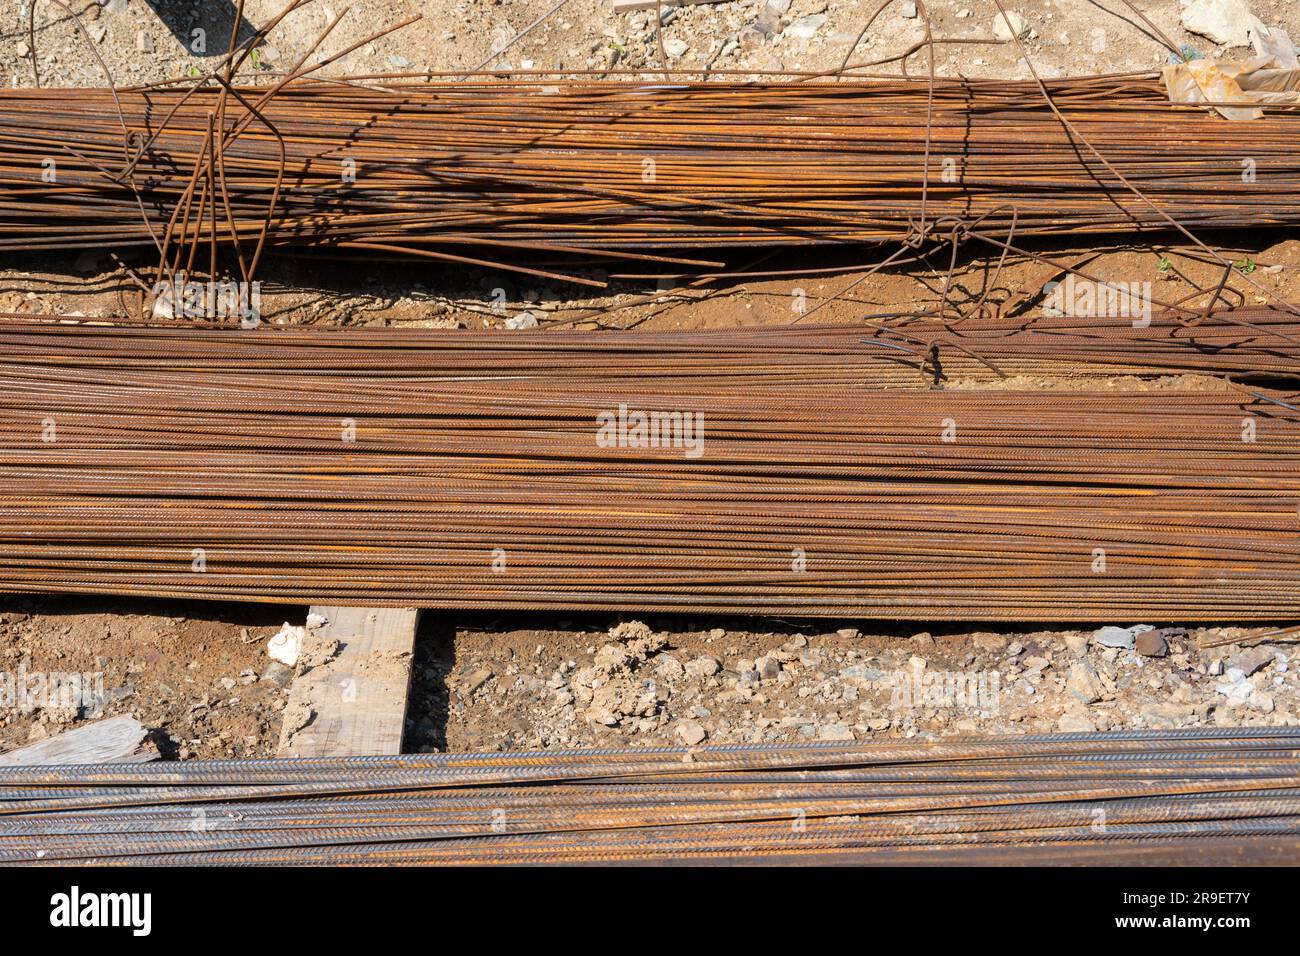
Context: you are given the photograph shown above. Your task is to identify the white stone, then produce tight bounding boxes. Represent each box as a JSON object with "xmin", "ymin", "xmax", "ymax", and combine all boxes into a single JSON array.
[
  {"xmin": 675, "ymin": 719, "xmax": 707, "ymax": 745},
  {"xmin": 1058, "ymin": 713, "xmax": 1096, "ymax": 732},
  {"xmin": 818, "ymin": 722, "xmax": 855, "ymax": 741},
  {"xmin": 1179, "ymin": 0, "xmax": 1256, "ymax": 48},
  {"xmin": 1093, "ymin": 624, "xmax": 1152, "ymax": 649},
  {"xmin": 267, "ymin": 623, "xmax": 304, "ymax": 667},
  {"xmin": 785, "ymin": 15, "xmax": 827, "ymax": 40},
  {"xmin": 992, "ymin": 10, "xmax": 1028, "ymax": 42},
  {"xmin": 685, "ymin": 656, "xmax": 721, "ymax": 679}
]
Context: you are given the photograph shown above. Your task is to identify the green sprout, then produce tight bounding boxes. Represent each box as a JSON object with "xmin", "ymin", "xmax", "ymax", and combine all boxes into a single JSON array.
[
  {"xmin": 1235, "ymin": 257, "xmax": 1257, "ymax": 275},
  {"xmin": 250, "ymin": 47, "xmax": 263, "ymax": 70},
  {"xmin": 1157, "ymin": 256, "xmax": 1172, "ymax": 276}
]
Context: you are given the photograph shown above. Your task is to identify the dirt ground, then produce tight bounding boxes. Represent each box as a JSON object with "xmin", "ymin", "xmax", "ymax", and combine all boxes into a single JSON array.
[
  {"xmin": 1, "ymin": 0, "xmax": 1299, "ymax": 757},
  {"xmin": 5, "ymin": 0, "xmax": 1298, "ymax": 87},
  {"xmin": 417, "ymin": 617, "xmax": 1299, "ymax": 753},
  {"xmin": 3, "ymin": 598, "xmax": 1296, "ymax": 758},
  {"xmin": 0, "ymin": 596, "xmax": 287, "ymax": 757}
]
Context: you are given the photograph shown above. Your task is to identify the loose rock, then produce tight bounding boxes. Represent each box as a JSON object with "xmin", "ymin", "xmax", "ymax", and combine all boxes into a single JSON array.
[
  {"xmin": 1179, "ymin": 0, "xmax": 1257, "ymax": 48},
  {"xmin": 818, "ymin": 723, "xmax": 855, "ymax": 741},
  {"xmin": 675, "ymin": 719, "xmax": 707, "ymax": 745},
  {"xmin": 992, "ymin": 10, "xmax": 1028, "ymax": 42},
  {"xmin": 785, "ymin": 15, "xmax": 827, "ymax": 39},
  {"xmin": 1058, "ymin": 713, "xmax": 1097, "ymax": 732},
  {"xmin": 1066, "ymin": 660, "xmax": 1103, "ymax": 704},
  {"xmin": 1135, "ymin": 631, "xmax": 1168, "ymax": 657}
]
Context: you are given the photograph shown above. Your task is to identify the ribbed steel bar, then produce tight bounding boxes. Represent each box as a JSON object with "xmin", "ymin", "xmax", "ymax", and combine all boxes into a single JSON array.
[
  {"xmin": 0, "ymin": 317, "xmax": 1297, "ymax": 617},
  {"xmin": 2, "ymin": 74, "xmax": 1298, "ymax": 285},
  {"xmin": 1, "ymin": 730, "xmax": 1297, "ymax": 865},
  {"xmin": 3, "ymin": 307, "xmax": 1299, "ymax": 381}
]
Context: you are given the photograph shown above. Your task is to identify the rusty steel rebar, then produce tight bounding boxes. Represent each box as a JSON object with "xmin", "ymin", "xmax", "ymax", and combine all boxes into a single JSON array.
[
  {"xmin": 0, "ymin": 317, "xmax": 1297, "ymax": 618},
  {"xmin": 2, "ymin": 73, "xmax": 1300, "ymax": 292},
  {"xmin": 1, "ymin": 729, "xmax": 1297, "ymax": 865}
]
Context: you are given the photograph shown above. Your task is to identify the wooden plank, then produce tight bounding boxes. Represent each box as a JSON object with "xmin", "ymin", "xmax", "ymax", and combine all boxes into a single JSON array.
[
  {"xmin": 277, "ymin": 606, "xmax": 419, "ymax": 757},
  {"xmin": 0, "ymin": 715, "xmax": 157, "ymax": 765},
  {"xmin": 613, "ymin": 0, "xmax": 729, "ymax": 12}
]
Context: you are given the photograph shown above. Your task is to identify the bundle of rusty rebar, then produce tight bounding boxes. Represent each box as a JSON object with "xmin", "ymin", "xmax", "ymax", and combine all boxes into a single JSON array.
[
  {"xmin": 815, "ymin": 306, "xmax": 1300, "ymax": 383},
  {"xmin": 0, "ymin": 319, "xmax": 1297, "ymax": 618},
  {"xmin": 883, "ymin": 306, "xmax": 1300, "ymax": 381},
  {"xmin": 3, "ymin": 74, "xmax": 1299, "ymax": 286},
  {"xmin": 1, "ymin": 730, "xmax": 1297, "ymax": 865},
  {"xmin": 2, "ymin": 306, "xmax": 1298, "ymax": 383}
]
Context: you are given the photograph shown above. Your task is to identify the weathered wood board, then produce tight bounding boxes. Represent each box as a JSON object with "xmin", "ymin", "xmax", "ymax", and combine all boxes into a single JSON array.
[
  {"xmin": 0, "ymin": 715, "xmax": 157, "ymax": 765},
  {"xmin": 277, "ymin": 607, "xmax": 419, "ymax": 757}
]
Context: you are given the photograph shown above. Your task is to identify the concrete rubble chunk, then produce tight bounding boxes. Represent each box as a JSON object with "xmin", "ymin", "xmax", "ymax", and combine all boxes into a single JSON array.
[
  {"xmin": 1230, "ymin": 645, "xmax": 1275, "ymax": 677},
  {"xmin": 675, "ymin": 719, "xmax": 707, "ymax": 745},
  {"xmin": 685, "ymin": 656, "xmax": 721, "ymax": 679},
  {"xmin": 785, "ymin": 14, "xmax": 827, "ymax": 39},
  {"xmin": 1093, "ymin": 624, "xmax": 1152, "ymax": 649},
  {"xmin": 1179, "ymin": 0, "xmax": 1257, "ymax": 48},
  {"xmin": 267, "ymin": 623, "xmax": 304, "ymax": 667},
  {"xmin": 818, "ymin": 723, "xmax": 855, "ymax": 741},
  {"xmin": 1066, "ymin": 660, "xmax": 1103, "ymax": 704},
  {"xmin": 1057, "ymin": 713, "xmax": 1096, "ymax": 733}
]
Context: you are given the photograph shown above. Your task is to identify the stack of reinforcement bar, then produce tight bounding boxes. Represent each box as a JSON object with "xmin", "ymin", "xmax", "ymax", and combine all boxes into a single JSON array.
[
  {"xmin": 875, "ymin": 306, "xmax": 1300, "ymax": 381},
  {"xmin": 1, "ymin": 730, "xmax": 1297, "ymax": 865},
  {"xmin": 3, "ymin": 75, "xmax": 1300, "ymax": 282},
  {"xmin": 0, "ymin": 315, "xmax": 1297, "ymax": 619}
]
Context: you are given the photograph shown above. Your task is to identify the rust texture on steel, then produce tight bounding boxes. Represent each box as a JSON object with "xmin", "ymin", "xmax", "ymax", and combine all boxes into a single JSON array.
[
  {"xmin": 0, "ymin": 316, "xmax": 1297, "ymax": 618},
  {"xmin": 0, "ymin": 729, "xmax": 1297, "ymax": 865},
  {"xmin": 3, "ymin": 74, "xmax": 1300, "ymax": 293}
]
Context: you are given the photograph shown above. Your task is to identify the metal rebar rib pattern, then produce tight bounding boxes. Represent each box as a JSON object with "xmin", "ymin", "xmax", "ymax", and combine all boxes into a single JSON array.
[
  {"xmin": 1, "ymin": 730, "xmax": 1297, "ymax": 865},
  {"xmin": 0, "ymin": 317, "xmax": 1297, "ymax": 618},
  {"xmin": 2, "ymin": 75, "xmax": 1299, "ymax": 281}
]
